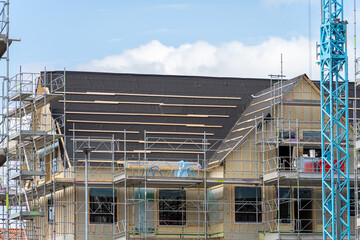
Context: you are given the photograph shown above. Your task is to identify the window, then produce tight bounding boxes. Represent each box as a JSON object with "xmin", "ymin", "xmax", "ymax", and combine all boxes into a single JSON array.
[
  {"xmin": 279, "ymin": 146, "xmax": 293, "ymax": 170},
  {"xmin": 303, "ymin": 148, "xmax": 321, "ymax": 158},
  {"xmin": 48, "ymin": 196, "xmax": 54, "ymax": 223},
  {"xmin": 52, "ymin": 146, "xmax": 59, "ymax": 174},
  {"xmin": 235, "ymin": 187, "xmax": 262, "ymax": 222},
  {"xmin": 278, "ymin": 188, "xmax": 291, "ymax": 223},
  {"xmin": 279, "ymin": 131, "xmax": 296, "ymax": 139},
  {"xmin": 350, "ymin": 189, "xmax": 360, "ymax": 217},
  {"xmin": 90, "ymin": 188, "xmax": 117, "ymax": 224},
  {"xmin": 303, "ymin": 131, "xmax": 321, "ymax": 140},
  {"xmin": 159, "ymin": 190, "xmax": 186, "ymax": 226}
]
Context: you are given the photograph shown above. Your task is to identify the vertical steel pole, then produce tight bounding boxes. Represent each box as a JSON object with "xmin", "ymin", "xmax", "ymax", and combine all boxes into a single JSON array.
[
  {"xmin": 83, "ymin": 147, "xmax": 94, "ymax": 240},
  {"xmin": 85, "ymin": 150, "xmax": 89, "ymax": 240},
  {"xmin": 124, "ymin": 130, "xmax": 127, "ymax": 239}
]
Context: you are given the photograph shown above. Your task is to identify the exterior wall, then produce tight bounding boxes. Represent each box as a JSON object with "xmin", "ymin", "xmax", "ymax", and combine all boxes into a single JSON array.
[
  {"xmin": 30, "ymin": 77, "xmax": 356, "ymax": 239},
  {"xmin": 221, "ymin": 78, "xmax": 355, "ymax": 239},
  {"xmin": 33, "ymin": 187, "xmax": 75, "ymax": 240}
]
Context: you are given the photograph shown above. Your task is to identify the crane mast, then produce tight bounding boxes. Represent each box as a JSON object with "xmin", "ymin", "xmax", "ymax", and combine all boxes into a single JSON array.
[{"xmin": 319, "ymin": 0, "xmax": 350, "ymax": 239}]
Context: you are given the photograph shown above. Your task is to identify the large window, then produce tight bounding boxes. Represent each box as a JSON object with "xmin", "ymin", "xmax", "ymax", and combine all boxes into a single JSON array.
[
  {"xmin": 90, "ymin": 188, "xmax": 117, "ymax": 224},
  {"xmin": 235, "ymin": 187, "xmax": 262, "ymax": 222},
  {"xmin": 159, "ymin": 190, "xmax": 186, "ymax": 226},
  {"xmin": 303, "ymin": 131, "xmax": 321, "ymax": 140},
  {"xmin": 278, "ymin": 188, "xmax": 291, "ymax": 223}
]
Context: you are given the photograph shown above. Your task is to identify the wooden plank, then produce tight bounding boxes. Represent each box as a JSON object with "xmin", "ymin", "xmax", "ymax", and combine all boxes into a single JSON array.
[
  {"xmin": 71, "ymin": 138, "xmax": 210, "ymax": 145},
  {"xmin": 56, "ymin": 122, "xmax": 72, "ymax": 169},
  {"xmin": 301, "ymin": 80, "xmax": 304, "ymax": 121},
  {"xmin": 341, "ymin": 97, "xmax": 360, "ymax": 100},
  {"xmin": 77, "ymin": 149, "xmax": 205, "ymax": 154},
  {"xmin": 60, "ymin": 100, "xmax": 237, "ymax": 108},
  {"xmin": 208, "ymin": 160, "xmax": 221, "ymax": 166},
  {"xmin": 244, "ymin": 106, "xmax": 271, "ymax": 117},
  {"xmin": 139, "ymin": 140, "xmax": 210, "ymax": 145},
  {"xmin": 162, "ymin": 103, "xmax": 236, "ymax": 108},
  {"xmin": 232, "ymin": 125, "xmax": 254, "ymax": 133},
  {"xmin": 217, "ymin": 148, "xmax": 232, "ymax": 154},
  {"xmin": 146, "ymin": 131, "xmax": 214, "ymax": 136},
  {"xmin": 71, "ymin": 138, "xmax": 141, "ymax": 143},
  {"xmin": 236, "ymin": 116, "xmax": 262, "ymax": 126},
  {"xmin": 67, "ymin": 119, "xmax": 222, "ymax": 128},
  {"xmin": 66, "ymin": 111, "xmax": 229, "ymax": 118},
  {"xmin": 225, "ymin": 135, "xmax": 243, "ymax": 143},
  {"xmin": 57, "ymin": 91, "xmax": 242, "ymax": 100},
  {"xmin": 250, "ymin": 95, "xmax": 282, "ymax": 107},
  {"xmin": 69, "ymin": 129, "xmax": 139, "ymax": 134}
]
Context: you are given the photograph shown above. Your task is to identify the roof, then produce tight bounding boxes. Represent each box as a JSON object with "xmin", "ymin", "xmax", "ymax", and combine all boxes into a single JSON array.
[
  {"xmin": 46, "ymin": 71, "xmax": 360, "ymax": 165},
  {"xmin": 47, "ymin": 71, "xmax": 278, "ymax": 164}
]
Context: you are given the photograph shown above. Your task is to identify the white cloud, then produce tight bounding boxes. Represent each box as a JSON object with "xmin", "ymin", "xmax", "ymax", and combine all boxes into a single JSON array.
[{"xmin": 77, "ymin": 37, "xmax": 323, "ymax": 80}]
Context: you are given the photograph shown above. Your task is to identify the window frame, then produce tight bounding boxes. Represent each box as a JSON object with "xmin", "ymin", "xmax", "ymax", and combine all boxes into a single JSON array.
[
  {"xmin": 158, "ymin": 189, "xmax": 186, "ymax": 226},
  {"xmin": 234, "ymin": 186, "xmax": 262, "ymax": 223},
  {"xmin": 48, "ymin": 196, "xmax": 54, "ymax": 223},
  {"xmin": 278, "ymin": 188, "xmax": 291, "ymax": 223},
  {"xmin": 89, "ymin": 188, "xmax": 117, "ymax": 224}
]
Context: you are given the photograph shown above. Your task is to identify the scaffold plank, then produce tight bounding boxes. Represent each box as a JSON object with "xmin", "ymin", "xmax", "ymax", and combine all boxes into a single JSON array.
[{"xmin": 10, "ymin": 211, "xmax": 45, "ymax": 220}]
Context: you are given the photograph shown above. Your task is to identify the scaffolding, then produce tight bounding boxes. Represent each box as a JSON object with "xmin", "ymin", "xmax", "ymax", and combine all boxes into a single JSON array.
[
  {"xmin": 69, "ymin": 130, "xmax": 264, "ymax": 240},
  {"xmin": 66, "ymin": 119, "xmax": 355, "ymax": 239},
  {"xmin": 65, "ymin": 76, "xmax": 354, "ymax": 240},
  {"xmin": 0, "ymin": 69, "xmax": 359, "ymax": 240},
  {"xmin": 1, "ymin": 70, "xmax": 66, "ymax": 239}
]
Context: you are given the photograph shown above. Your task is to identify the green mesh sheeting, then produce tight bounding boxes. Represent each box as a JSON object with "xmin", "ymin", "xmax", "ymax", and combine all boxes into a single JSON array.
[
  {"xmin": 134, "ymin": 188, "xmax": 155, "ymax": 236},
  {"xmin": 207, "ymin": 188, "xmax": 222, "ymax": 226}
]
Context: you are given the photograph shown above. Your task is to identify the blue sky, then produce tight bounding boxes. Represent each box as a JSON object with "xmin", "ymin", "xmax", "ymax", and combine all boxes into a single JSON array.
[{"xmin": 8, "ymin": 0, "xmax": 351, "ymax": 79}]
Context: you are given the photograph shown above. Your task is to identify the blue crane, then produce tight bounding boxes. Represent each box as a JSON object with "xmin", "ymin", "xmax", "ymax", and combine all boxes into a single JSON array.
[{"xmin": 319, "ymin": 0, "xmax": 350, "ymax": 239}]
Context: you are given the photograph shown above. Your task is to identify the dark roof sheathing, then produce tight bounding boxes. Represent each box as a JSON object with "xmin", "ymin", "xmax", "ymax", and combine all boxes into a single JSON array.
[
  {"xmin": 48, "ymin": 71, "xmax": 277, "ymax": 163},
  {"xmin": 47, "ymin": 71, "xmax": 360, "ymax": 166}
]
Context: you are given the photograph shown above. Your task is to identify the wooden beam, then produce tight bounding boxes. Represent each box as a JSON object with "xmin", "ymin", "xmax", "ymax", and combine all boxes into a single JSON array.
[
  {"xmin": 236, "ymin": 116, "xmax": 262, "ymax": 126},
  {"xmin": 66, "ymin": 111, "xmax": 229, "ymax": 118},
  {"xmin": 57, "ymin": 91, "xmax": 242, "ymax": 100},
  {"xmin": 67, "ymin": 119, "xmax": 222, "ymax": 128},
  {"xmin": 56, "ymin": 122, "xmax": 72, "ymax": 169},
  {"xmin": 244, "ymin": 106, "xmax": 271, "ymax": 117},
  {"xmin": 139, "ymin": 140, "xmax": 210, "ymax": 145},
  {"xmin": 250, "ymin": 95, "xmax": 282, "ymax": 107},
  {"xmin": 69, "ymin": 129, "xmax": 139, "ymax": 134},
  {"xmin": 60, "ymin": 100, "xmax": 237, "ymax": 108},
  {"xmin": 232, "ymin": 125, "xmax": 254, "ymax": 133},
  {"xmin": 146, "ymin": 131, "xmax": 214, "ymax": 136},
  {"xmin": 71, "ymin": 138, "xmax": 141, "ymax": 143},
  {"xmin": 217, "ymin": 148, "xmax": 232, "ymax": 154},
  {"xmin": 225, "ymin": 135, "xmax": 243, "ymax": 143},
  {"xmin": 341, "ymin": 97, "xmax": 360, "ymax": 100},
  {"xmin": 71, "ymin": 138, "xmax": 210, "ymax": 145},
  {"xmin": 77, "ymin": 150, "xmax": 205, "ymax": 154}
]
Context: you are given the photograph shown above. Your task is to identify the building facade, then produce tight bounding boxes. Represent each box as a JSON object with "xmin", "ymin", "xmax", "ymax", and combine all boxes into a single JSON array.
[{"xmin": 1, "ymin": 72, "xmax": 359, "ymax": 240}]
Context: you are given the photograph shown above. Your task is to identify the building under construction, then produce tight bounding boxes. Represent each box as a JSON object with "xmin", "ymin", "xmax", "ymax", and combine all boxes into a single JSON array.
[
  {"xmin": 1, "ymin": 0, "xmax": 360, "ymax": 240},
  {"xmin": 1, "ymin": 69, "xmax": 360, "ymax": 240}
]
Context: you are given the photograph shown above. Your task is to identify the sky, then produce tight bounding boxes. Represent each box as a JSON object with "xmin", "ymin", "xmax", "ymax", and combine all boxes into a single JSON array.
[{"xmin": 7, "ymin": 0, "xmax": 358, "ymax": 80}]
